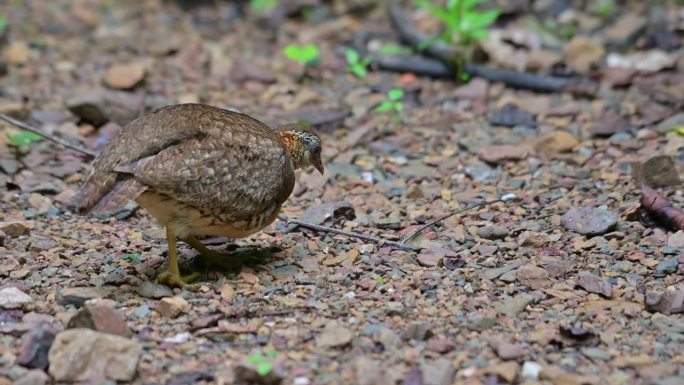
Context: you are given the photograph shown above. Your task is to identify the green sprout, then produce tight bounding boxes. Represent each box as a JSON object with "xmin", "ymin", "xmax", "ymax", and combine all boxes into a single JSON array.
[
  {"xmin": 345, "ymin": 48, "xmax": 371, "ymax": 78},
  {"xmin": 0, "ymin": 15, "xmax": 6, "ymax": 35},
  {"xmin": 417, "ymin": 0, "xmax": 500, "ymax": 47},
  {"xmin": 6, "ymin": 131, "xmax": 42, "ymax": 146},
  {"xmin": 283, "ymin": 43, "xmax": 319, "ymax": 66},
  {"xmin": 250, "ymin": 0, "xmax": 278, "ymax": 13},
  {"xmin": 374, "ymin": 88, "xmax": 404, "ymax": 119},
  {"xmin": 247, "ymin": 349, "xmax": 277, "ymax": 376},
  {"xmin": 591, "ymin": 0, "xmax": 614, "ymax": 19},
  {"xmin": 122, "ymin": 253, "xmax": 142, "ymax": 264}
]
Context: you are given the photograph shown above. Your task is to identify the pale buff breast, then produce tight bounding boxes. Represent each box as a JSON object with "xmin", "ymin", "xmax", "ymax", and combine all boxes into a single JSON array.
[{"xmin": 135, "ymin": 191, "xmax": 281, "ymax": 239}]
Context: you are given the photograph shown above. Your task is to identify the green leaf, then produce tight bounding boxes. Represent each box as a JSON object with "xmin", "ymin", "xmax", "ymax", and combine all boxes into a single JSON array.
[
  {"xmin": 462, "ymin": 9, "xmax": 499, "ymax": 30},
  {"xmin": 345, "ymin": 48, "xmax": 359, "ymax": 64},
  {"xmin": 6, "ymin": 131, "xmax": 41, "ymax": 146},
  {"xmin": 123, "ymin": 253, "xmax": 141, "ymax": 263},
  {"xmin": 672, "ymin": 126, "xmax": 684, "ymax": 136},
  {"xmin": 0, "ymin": 15, "xmax": 6, "ymax": 35},
  {"xmin": 283, "ymin": 43, "xmax": 319, "ymax": 65},
  {"xmin": 350, "ymin": 64, "xmax": 367, "ymax": 78},
  {"xmin": 250, "ymin": 0, "xmax": 278, "ymax": 12},
  {"xmin": 266, "ymin": 349, "xmax": 277, "ymax": 359},
  {"xmin": 256, "ymin": 362, "xmax": 273, "ymax": 376},
  {"xmin": 387, "ymin": 88, "xmax": 404, "ymax": 101},
  {"xmin": 374, "ymin": 101, "xmax": 394, "ymax": 112},
  {"xmin": 393, "ymin": 102, "xmax": 403, "ymax": 112},
  {"xmin": 247, "ymin": 354, "xmax": 264, "ymax": 364}
]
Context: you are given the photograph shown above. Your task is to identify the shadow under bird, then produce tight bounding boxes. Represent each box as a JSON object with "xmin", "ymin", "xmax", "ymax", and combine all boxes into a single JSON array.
[{"xmin": 68, "ymin": 103, "xmax": 324, "ymax": 288}]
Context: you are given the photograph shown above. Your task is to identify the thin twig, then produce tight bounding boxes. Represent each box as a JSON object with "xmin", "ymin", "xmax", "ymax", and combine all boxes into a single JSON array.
[
  {"xmin": 278, "ymin": 215, "xmax": 420, "ymax": 251},
  {"xmin": 0, "ymin": 112, "xmax": 97, "ymax": 158},
  {"xmin": 400, "ymin": 194, "xmax": 516, "ymax": 245}
]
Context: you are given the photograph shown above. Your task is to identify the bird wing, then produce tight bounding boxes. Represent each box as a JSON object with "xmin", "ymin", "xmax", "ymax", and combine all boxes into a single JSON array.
[
  {"xmin": 68, "ymin": 104, "xmax": 288, "ymax": 215},
  {"xmin": 129, "ymin": 132, "xmax": 295, "ymax": 217}
]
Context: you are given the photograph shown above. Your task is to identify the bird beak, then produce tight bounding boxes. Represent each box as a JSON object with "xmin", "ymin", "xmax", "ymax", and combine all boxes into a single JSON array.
[{"xmin": 313, "ymin": 158, "xmax": 324, "ymax": 175}]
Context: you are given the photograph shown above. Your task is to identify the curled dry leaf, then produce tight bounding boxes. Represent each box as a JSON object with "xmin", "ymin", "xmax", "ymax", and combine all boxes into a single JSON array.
[{"xmin": 640, "ymin": 184, "xmax": 684, "ymax": 231}]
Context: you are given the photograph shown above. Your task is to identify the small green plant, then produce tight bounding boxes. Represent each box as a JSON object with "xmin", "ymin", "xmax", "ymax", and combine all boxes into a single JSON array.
[
  {"xmin": 247, "ymin": 349, "xmax": 277, "ymax": 376},
  {"xmin": 374, "ymin": 88, "xmax": 404, "ymax": 119},
  {"xmin": 250, "ymin": 0, "xmax": 278, "ymax": 13},
  {"xmin": 345, "ymin": 48, "xmax": 371, "ymax": 78},
  {"xmin": 417, "ymin": 0, "xmax": 500, "ymax": 47},
  {"xmin": 6, "ymin": 131, "xmax": 42, "ymax": 146},
  {"xmin": 283, "ymin": 43, "xmax": 319, "ymax": 66},
  {"xmin": 122, "ymin": 253, "xmax": 142, "ymax": 264},
  {"xmin": 592, "ymin": 0, "xmax": 614, "ymax": 19},
  {"xmin": 0, "ymin": 15, "xmax": 7, "ymax": 35}
]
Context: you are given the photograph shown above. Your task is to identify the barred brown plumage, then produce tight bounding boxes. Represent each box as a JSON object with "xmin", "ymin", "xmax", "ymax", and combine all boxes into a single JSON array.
[{"xmin": 68, "ymin": 103, "xmax": 324, "ymax": 288}]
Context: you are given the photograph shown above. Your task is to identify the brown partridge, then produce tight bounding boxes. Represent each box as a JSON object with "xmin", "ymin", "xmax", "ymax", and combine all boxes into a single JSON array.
[{"xmin": 69, "ymin": 103, "xmax": 323, "ymax": 288}]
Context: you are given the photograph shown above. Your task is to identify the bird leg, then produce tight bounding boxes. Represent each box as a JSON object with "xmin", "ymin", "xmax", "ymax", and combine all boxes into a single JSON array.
[
  {"xmin": 183, "ymin": 236, "xmax": 273, "ymax": 272},
  {"xmin": 156, "ymin": 223, "xmax": 201, "ymax": 288}
]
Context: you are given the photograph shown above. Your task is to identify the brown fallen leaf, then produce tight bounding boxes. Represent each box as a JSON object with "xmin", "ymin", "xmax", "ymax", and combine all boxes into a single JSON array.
[{"xmin": 640, "ymin": 184, "xmax": 684, "ymax": 230}]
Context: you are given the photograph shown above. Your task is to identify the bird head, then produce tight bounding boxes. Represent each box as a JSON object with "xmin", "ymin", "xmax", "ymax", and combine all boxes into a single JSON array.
[{"xmin": 276, "ymin": 124, "xmax": 324, "ymax": 174}]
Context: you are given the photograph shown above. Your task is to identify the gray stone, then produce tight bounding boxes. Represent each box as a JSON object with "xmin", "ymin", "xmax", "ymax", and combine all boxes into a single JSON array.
[
  {"xmin": 576, "ymin": 272, "xmax": 613, "ymax": 297},
  {"xmin": 58, "ymin": 287, "xmax": 112, "ymax": 307},
  {"xmin": 655, "ymin": 113, "xmax": 684, "ymax": 134},
  {"xmin": 316, "ymin": 321, "xmax": 353, "ymax": 348},
  {"xmin": 421, "ymin": 358, "xmax": 455, "ymax": 385},
  {"xmin": 561, "ymin": 207, "xmax": 618, "ymax": 236},
  {"xmin": 656, "ymin": 258, "xmax": 679, "ymax": 274},
  {"xmin": 476, "ymin": 226, "xmax": 509, "ymax": 240},
  {"xmin": 482, "ymin": 263, "xmax": 522, "ymax": 280},
  {"xmin": 13, "ymin": 369, "xmax": 49, "ymax": 385},
  {"xmin": 0, "ymin": 287, "xmax": 32, "ymax": 309},
  {"xmin": 136, "ymin": 281, "xmax": 173, "ymax": 299}
]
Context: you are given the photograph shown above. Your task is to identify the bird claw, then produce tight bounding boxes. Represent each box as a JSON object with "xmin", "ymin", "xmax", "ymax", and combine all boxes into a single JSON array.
[{"xmin": 156, "ymin": 271, "xmax": 202, "ymax": 290}]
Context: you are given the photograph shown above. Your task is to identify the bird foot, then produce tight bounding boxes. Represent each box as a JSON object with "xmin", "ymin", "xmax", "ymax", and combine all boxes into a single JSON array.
[{"xmin": 156, "ymin": 270, "xmax": 202, "ymax": 289}]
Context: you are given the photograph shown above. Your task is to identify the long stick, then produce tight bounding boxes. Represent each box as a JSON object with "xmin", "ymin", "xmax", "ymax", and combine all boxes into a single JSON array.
[
  {"xmin": 278, "ymin": 215, "xmax": 420, "ymax": 251},
  {"xmin": 0, "ymin": 112, "xmax": 97, "ymax": 158}
]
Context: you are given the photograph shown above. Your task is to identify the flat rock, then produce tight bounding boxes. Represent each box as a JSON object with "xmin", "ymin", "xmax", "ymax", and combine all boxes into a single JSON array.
[
  {"xmin": 631, "ymin": 155, "xmax": 681, "ymax": 188},
  {"xmin": 534, "ymin": 131, "xmax": 579, "ymax": 157},
  {"xmin": 605, "ymin": 13, "xmax": 647, "ymax": 49},
  {"xmin": 137, "ymin": 281, "xmax": 173, "ymax": 299},
  {"xmin": 516, "ymin": 264, "xmax": 551, "ymax": 289},
  {"xmin": 421, "ymin": 358, "xmax": 455, "ymax": 385},
  {"xmin": 103, "ymin": 61, "xmax": 146, "ymax": 89},
  {"xmin": 576, "ymin": 271, "xmax": 613, "ymax": 298},
  {"xmin": 0, "ymin": 220, "xmax": 34, "ymax": 238},
  {"xmin": 0, "ymin": 287, "xmax": 33, "ymax": 309},
  {"xmin": 655, "ymin": 113, "xmax": 684, "ymax": 134},
  {"xmin": 477, "ymin": 144, "xmax": 529, "ymax": 164},
  {"xmin": 17, "ymin": 322, "xmax": 62, "ymax": 370},
  {"xmin": 562, "ymin": 207, "xmax": 618, "ymax": 236},
  {"xmin": 519, "ymin": 231, "xmax": 550, "ymax": 247},
  {"xmin": 646, "ymin": 287, "xmax": 684, "ymax": 315},
  {"xmin": 65, "ymin": 89, "xmax": 143, "ymax": 126},
  {"xmin": 14, "ymin": 369, "xmax": 50, "ymax": 385},
  {"xmin": 564, "ymin": 35, "xmax": 605, "ymax": 73},
  {"xmin": 497, "ymin": 294, "xmax": 534, "ymax": 317},
  {"xmin": 66, "ymin": 302, "xmax": 132, "ymax": 337},
  {"xmin": 3, "ymin": 41, "xmax": 30, "ymax": 64},
  {"xmin": 316, "ymin": 321, "xmax": 353, "ymax": 348},
  {"xmin": 157, "ymin": 295, "xmax": 190, "ymax": 318},
  {"xmin": 417, "ymin": 250, "xmax": 443, "ymax": 267},
  {"xmin": 488, "ymin": 104, "xmax": 536, "ymax": 127},
  {"xmin": 58, "ymin": 287, "xmax": 112, "ymax": 307},
  {"xmin": 483, "ymin": 263, "xmax": 522, "ymax": 280},
  {"xmin": 476, "ymin": 225, "xmax": 509, "ymax": 240},
  {"xmin": 48, "ymin": 328, "xmax": 142, "ymax": 382}
]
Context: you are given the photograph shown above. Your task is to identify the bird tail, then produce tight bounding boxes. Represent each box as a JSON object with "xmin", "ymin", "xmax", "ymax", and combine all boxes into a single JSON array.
[{"xmin": 67, "ymin": 173, "xmax": 147, "ymax": 215}]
